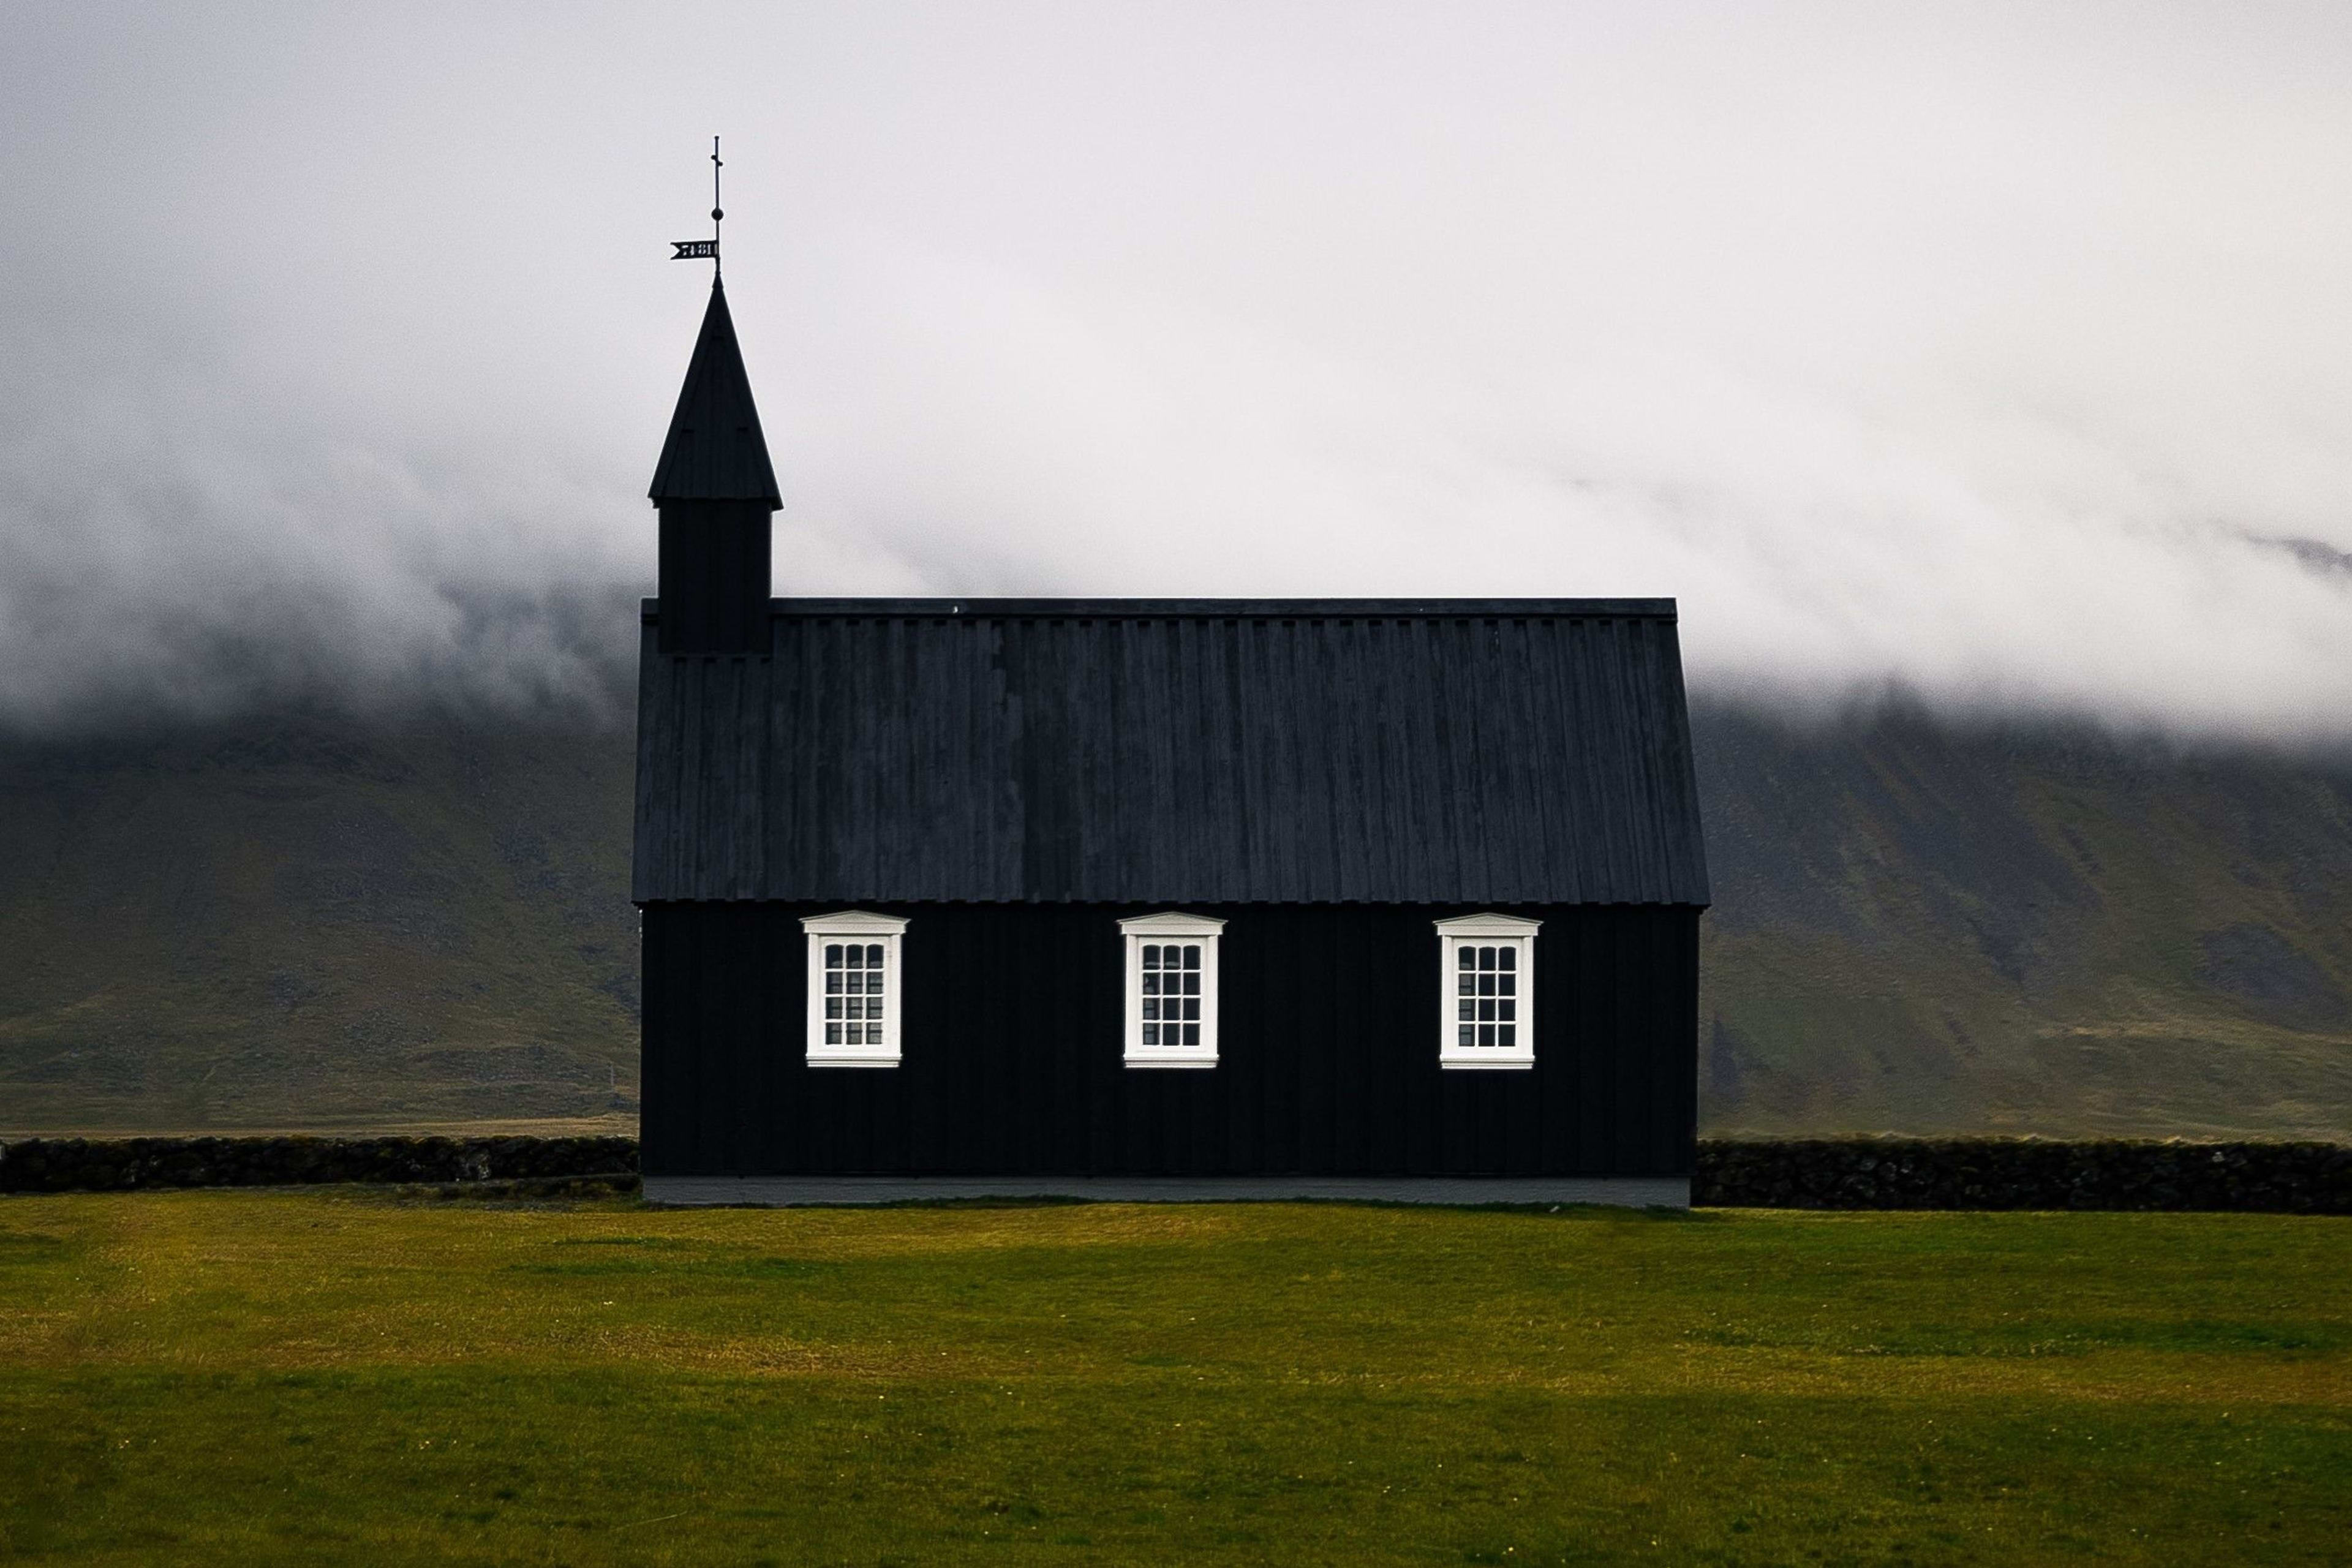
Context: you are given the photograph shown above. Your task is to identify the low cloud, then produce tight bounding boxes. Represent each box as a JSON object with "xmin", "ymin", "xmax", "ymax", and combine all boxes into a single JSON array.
[
  {"xmin": 2249, "ymin": 533, "xmax": 2352, "ymax": 581},
  {"xmin": 0, "ymin": 342, "xmax": 644, "ymax": 731},
  {"xmin": 2, "ymin": 3, "xmax": 2348, "ymax": 741}
]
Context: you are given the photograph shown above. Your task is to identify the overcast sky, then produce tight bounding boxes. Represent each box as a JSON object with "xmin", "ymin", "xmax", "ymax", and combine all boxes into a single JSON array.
[{"xmin": 3, "ymin": 2, "xmax": 2348, "ymax": 737}]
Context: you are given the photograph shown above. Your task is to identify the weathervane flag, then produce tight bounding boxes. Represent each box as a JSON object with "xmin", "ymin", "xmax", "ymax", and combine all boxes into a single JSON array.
[{"xmin": 671, "ymin": 137, "xmax": 726, "ymax": 273}]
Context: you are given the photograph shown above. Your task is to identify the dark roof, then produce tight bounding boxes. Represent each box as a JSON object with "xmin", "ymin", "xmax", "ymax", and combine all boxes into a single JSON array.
[
  {"xmin": 647, "ymin": 280, "xmax": 782, "ymax": 507},
  {"xmin": 633, "ymin": 598, "xmax": 1711, "ymax": 907}
]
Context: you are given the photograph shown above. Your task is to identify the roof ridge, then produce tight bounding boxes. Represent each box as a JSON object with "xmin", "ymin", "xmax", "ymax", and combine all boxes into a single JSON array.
[{"xmin": 640, "ymin": 596, "xmax": 1679, "ymax": 620}]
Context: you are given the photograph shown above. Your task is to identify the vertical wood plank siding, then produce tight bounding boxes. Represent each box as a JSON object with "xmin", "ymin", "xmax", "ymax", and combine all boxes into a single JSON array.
[
  {"xmin": 641, "ymin": 902, "xmax": 1699, "ymax": 1178},
  {"xmin": 633, "ymin": 603, "xmax": 1710, "ymax": 908}
]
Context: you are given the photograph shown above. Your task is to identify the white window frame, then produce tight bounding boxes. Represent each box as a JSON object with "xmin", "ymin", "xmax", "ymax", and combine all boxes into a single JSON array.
[
  {"xmin": 1436, "ymin": 913, "xmax": 1540, "ymax": 1070},
  {"xmin": 1121, "ymin": 912, "xmax": 1223, "ymax": 1069},
  {"xmin": 802, "ymin": 910, "xmax": 908, "ymax": 1068}
]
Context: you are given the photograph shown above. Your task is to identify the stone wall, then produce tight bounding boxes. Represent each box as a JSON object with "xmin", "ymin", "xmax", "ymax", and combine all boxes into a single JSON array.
[
  {"xmin": 0, "ymin": 1136, "xmax": 636, "ymax": 1194},
  {"xmin": 1695, "ymin": 1138, "xmax": 2352, "ymax": 1213},
  {"xmin": 4, "ymin": 1136, "xmax": 2348, "ymax": 1210}
]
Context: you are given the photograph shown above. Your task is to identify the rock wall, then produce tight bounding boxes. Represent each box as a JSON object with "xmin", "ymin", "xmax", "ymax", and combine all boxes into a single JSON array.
[
  {"xmin": 1695, "ymin": 1137, "xmax": 2352, "ymax": 1213},
  {"xmin": 0, "ymin": 1135, "xmax": 636, "ymax": 1193},
  {"xmin": 4, "ymin": 1136, "xmax": 2347, "ymax": 1210}
]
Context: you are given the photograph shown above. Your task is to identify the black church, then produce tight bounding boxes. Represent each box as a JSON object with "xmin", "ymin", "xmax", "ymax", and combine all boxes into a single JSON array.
[{"xmin": 635, "ymin": 277, "xmax": 1710, "ymax": 1205}]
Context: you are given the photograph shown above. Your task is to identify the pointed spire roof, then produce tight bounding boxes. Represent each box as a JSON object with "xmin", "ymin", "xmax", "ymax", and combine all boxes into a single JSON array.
[{"xmin": 649, "ymin": 279, "xmax": 782, "ymax": 508}]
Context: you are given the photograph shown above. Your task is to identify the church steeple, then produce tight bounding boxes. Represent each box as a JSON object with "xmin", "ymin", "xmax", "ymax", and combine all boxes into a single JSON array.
[
  {"xmin": 650, "ymin": 276, "xmax": 778, "ymax": 655},
  {"xmin": 648, "ymin": 277, "xmax": 781, "ymax": 508},
  {"xmin": 650, "ymin": 140, "xmax": 778, "ymax": 655}
]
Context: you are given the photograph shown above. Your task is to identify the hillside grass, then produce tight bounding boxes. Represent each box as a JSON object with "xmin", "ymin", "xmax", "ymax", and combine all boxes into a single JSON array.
[
  {"xmin": 0, "ymin": 715, "xmax": 641, "ymax": 1133},
  {"xmin": 1692, "ymin": 703, "xmax": 2352, "ymax": 1142},
  {"xmin": 2, "ymin": 1193, "xmax": 2347, "ymax": 1564}
]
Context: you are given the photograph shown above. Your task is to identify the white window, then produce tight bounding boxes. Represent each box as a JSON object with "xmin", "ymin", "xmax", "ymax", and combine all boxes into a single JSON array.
[
  {"xmin": 802, "ymin": 910, "xmax": 908, "ymax": 1067},
  {"xmin": 1121, "ymin": 912, "xmax": 1223, "ymax": 1068},
  {"xmin": 1435, "ymin": 913, "xmax": 1539, "ymax": 1069}
]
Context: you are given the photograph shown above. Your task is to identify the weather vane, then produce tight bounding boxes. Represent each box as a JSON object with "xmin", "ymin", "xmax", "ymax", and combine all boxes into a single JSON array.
[{"xmin": 670, "ymin": 137, "xmax": 723, "ymax": 274}]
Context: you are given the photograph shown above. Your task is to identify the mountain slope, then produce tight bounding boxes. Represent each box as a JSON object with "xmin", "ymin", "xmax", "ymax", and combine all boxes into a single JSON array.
[
  {"xmin": 0, "ymin": 713, "xmax": 639, "ymax": 1131},
  {"xmin": 1, "ymin": 700, "xmax": 2346, "ymax": 1137},
  {"xmin": 1695, "ymin": 701, "xmax": 2352, "ymax": 1138}
]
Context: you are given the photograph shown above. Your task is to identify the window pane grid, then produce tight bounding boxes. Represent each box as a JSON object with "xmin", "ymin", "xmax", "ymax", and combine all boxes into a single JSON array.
[
  {"xmin": 1451, "ymin": 941, "xmax": 1522, "ymax": 1052},
  {"xmin": 1139, "ymin": 941, "xmax": 1204, "ymax": 1047},
  {"xmin": 821, "ymin": 940, "xmax": 888, "ymax": 1049}
]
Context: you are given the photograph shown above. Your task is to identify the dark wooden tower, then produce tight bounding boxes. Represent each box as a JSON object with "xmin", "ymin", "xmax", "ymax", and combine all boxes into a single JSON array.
[{"xmin": 647, "ymin": 280, "xmax": 778, "ymax": 655}]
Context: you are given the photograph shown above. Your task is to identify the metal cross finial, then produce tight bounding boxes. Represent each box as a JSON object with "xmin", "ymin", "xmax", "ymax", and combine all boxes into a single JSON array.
[{"xmin": 669, "ymin": 137, "xmax": 726, "ymax": 273}]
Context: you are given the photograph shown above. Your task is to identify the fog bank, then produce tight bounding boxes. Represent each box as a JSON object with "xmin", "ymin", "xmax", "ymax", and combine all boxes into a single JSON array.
[{"xmin": 3, "ymin": 2, "xmax": 2348, "ymax": 737}]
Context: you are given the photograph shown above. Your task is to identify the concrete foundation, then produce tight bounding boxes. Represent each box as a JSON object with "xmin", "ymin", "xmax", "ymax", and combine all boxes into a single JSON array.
[{"xmin": 643, "ymin": 1174, "xmax": 1691, "ymax": 1208}]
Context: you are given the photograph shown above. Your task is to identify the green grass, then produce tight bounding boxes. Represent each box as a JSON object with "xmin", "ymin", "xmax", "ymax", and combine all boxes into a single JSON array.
[{"xmin": 2, "ymin": 1194, "xmax": 2347, "ymax": 1563}]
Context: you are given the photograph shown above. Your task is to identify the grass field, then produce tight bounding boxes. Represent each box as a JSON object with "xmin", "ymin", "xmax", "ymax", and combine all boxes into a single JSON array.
[{"xmin": 1, "ymin": 1193, "xmax": 2347, "ymax": 1564}]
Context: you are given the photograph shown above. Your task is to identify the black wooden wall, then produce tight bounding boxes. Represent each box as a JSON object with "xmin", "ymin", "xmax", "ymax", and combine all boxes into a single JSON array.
[
  {"xmin": 655, "ymin": 500, "xmax": 772, "ymax": 655},
  {"xmin": 639, "ymin": 903, "xmax": 1698, "ymax": 1179}
]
